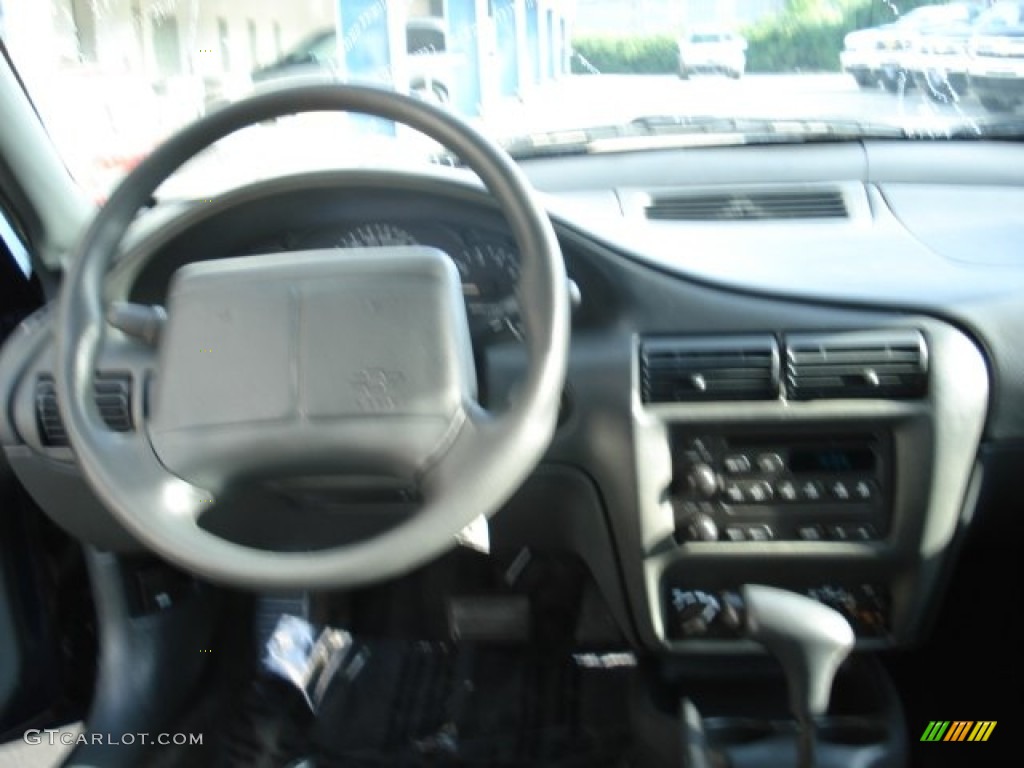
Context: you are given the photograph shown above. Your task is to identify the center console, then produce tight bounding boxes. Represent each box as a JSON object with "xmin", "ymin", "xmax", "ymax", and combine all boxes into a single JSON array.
[
  {"xmin": 631, "ymin": 322, "xmax": 988, "ymax": 654},
  {"xmin": 627, "ymin": 321, "xmax": 989, "ymax": 766},
  {"xmin": 665, "ymin": 428, "xmax": 895, "ymax": 642}
]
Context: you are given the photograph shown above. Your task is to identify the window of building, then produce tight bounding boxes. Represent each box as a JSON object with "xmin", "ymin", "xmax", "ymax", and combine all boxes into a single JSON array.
[
  {"xmin": 153, "ymin": 14, "xmax": 182, "ymax": 75},
  {"xmin": 131, "ymin": 0, "xmax": 143, "ymax": 53},
  {"xmin": 218, "ymin": 18, "xmax": 230, "ymax": 70},
  {"xmin": 70, "ymin": 0, "xmax": 98, "ymax": 62},
  {"xmin": 248, "ymin": 19, "xmax": 258, "ymax": 68}
]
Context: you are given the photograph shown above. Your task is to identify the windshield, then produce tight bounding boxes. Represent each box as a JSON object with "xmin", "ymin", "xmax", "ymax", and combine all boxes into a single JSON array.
[{"xmin": 1, "ymin": 1, "xmax": 1021, "ymax": 201}]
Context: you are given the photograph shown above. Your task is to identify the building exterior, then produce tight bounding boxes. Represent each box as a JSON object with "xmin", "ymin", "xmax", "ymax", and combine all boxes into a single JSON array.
[
  {"xmin": 2, "ymin": 0, "xmax": 575, "ymax": 119},
  {"xmin": 0, "ymin": 1, "xmax": 569, "ymax": 197}
]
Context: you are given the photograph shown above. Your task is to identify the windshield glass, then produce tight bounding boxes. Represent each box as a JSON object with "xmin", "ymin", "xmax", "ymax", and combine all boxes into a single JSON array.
[{"xmin": 1, "ymin": 1, "xmax": 1020, "ymax": 200}]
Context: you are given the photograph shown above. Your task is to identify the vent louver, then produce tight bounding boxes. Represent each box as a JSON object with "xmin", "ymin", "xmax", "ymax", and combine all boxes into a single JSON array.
[
  {"xmin": 646, "ymin": 189, "xmax": 848, "ymax": 221},
  {"xmin": 785, "ymin": 330, "xmax": 928, "ymax": 400},
  {"xmin": 35, "ymin": 373, "xmax": 134, "ymax": 447},
  {"xmin": 640, "ymin": 336, "xmax": 780, "ymax": 403}
]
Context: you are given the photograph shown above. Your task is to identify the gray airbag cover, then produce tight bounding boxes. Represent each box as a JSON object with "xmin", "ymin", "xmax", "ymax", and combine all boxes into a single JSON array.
[{"xmin": 149, "ymin": 246, "xmax": 475, "ymax": 486}]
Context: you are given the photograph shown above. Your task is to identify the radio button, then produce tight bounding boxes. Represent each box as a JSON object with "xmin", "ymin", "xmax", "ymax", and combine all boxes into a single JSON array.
[
  {"xmin": 826, "ymin": 525, "xmax": 852, "ymax": 540},
  {"xmin": 722, "ymin": 482, "xmax": 745, "ymax": 504},
  {"xmin": 673, "ymin": 500, "xmax": 700, "ymax": 519},
  {"xmin": 825, "ymin": 524, "xmax": 877, "ymax": 541},
  {"xmin": 830, "ymin": 481, "xmax": 851, "ymax": 501},
  {"xmin": 746, "ymin": 480, "xmax": 774, "ymax": 503},
  {"xmin": 799, "ymin": 481, "xmax": 825, "ymax": 502},
  {"xmin": 747, "ymin": 525, "xmax": 773, "ymax": 541},
  {"xmin": 775, "ymin": 480, "xmax": 798, "ymax": 501},
  {"xmin": 756, "ymin": 452, "xmax": 785, "ymax": 474},
  {"xmin": 798, "ymin": 525, "xmax": 823, "ymax": 541},
  {"xmin": 723, "ymin": 454, "xmax": 752, "ymax": 474},
  {"xmin": 852, "ymin": 480, "xmax": 875, "ymax": 501},
  {"xmin": 724, "ymin": 526, "xmax": 746, "ymax": 542},
  {"xmin": 849, "ymin": 525, "xmax": 877, "ymax": 541}
]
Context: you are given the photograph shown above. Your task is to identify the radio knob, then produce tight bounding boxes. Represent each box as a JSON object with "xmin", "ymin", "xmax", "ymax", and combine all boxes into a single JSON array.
[
  {"xmin": 688, "ymin": 463, "xmax": 720, "ymax": 498},
  {"xmin": 682, "ymin": 513, "xmax": 720, "ymax": 542}
]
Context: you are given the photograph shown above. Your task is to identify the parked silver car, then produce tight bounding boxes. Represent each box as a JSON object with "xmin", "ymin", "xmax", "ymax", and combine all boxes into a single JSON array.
[
  {"xmin": 967, "ymin": 0, "xmax": 1024, "ymax": 112},
  {"xmin": 840, "ymin": 2, "xmax": 983, "ymax": 91},
  {"xmin": 250, "ymin": 18, "xmax": 453, "ymax": 105},
  {"xmin": 677, "ymin": 29, "xmax": 747, "ymax": 80},
  {"xmin": 903, "ymin": 18, "xmax": 979, "ymax": 103}
]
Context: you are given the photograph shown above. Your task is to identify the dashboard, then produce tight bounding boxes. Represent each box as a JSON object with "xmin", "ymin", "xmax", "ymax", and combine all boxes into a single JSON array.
[
  {"xmin": 116, "ymin": 184, "xmax": 600, "ymax": 351},
  {"xmin": 2, "ymin": 140, "xmax": 1023, "ymax": 659},
  {"xmin": 132, "ymin": 212, "xmax": 529, "ymax": 343}
]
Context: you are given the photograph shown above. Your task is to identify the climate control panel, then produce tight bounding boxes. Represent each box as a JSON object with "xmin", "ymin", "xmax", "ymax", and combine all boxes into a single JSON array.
[
  {"xmin": 669, "ymin": 430, "xmax": 891, "ymax": 543},
  {"xmin": 664, "ymin": 583, "xmax": 891, "ymax": 640}
]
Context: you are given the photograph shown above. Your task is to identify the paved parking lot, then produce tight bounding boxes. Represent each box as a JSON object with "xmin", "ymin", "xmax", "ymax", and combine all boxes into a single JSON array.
[
  {"xmin": 75, "ymin": 72, "xmax": 999, "ymax": 199},
  {"xmin": 481, "ymin": 73, "xmax": 992, "ymax": 137}
]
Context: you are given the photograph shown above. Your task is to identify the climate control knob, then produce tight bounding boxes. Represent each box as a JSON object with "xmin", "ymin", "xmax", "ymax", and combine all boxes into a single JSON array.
[{"xmin": 669, "ymin": 589, "xmax": 722, "ymax": 636}]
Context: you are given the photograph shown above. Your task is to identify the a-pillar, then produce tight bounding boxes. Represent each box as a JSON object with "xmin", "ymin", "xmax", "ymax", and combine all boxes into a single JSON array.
[{"xmin": 1, "ymin": 0, "xmax": 67, "ymax": 87}]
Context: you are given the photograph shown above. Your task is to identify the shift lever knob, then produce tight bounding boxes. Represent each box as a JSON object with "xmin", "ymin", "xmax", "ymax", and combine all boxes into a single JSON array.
[{"xmin": 741, "ymin": 584, "xmax": 855, "ymax": 723}]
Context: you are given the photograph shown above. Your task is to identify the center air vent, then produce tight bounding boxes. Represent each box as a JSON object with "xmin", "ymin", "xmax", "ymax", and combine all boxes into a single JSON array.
[
  {"xmin": 640, "ymin": 336, "xmax": 780, "ymax": 403},
  {"xmin": 646, "ymin": 189, "xmax": 848, "ymax": 221},
  {"xmin": 35, "ymin": 373, "xmax": 134, "ymax": 447},
  {"xmin": 785, "ymin": 330, "xmax": 928, "ymax": 400}
]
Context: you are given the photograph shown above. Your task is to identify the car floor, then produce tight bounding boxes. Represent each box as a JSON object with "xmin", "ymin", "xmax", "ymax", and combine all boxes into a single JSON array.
[
  {"xmin": 215, "ymin": 641, "xmax": 636, "ymax": 768},
  {"xmin": 141, "ymin": 550, "xmax": 641, "ymax": 768}
]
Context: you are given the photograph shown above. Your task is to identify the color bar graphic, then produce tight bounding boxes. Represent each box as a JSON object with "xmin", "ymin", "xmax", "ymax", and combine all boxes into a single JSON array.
[
  {"xmin": 944, "ymin": 721, "xmax": 973, "ymax": 741},
  {"xmin": 920, "ymin": 721, "xmax": 950, "ymax": 741},
  {"xmin": 920, "ymin": 720, "xmax": 996, "ymax": 742},
  {"xmin": 967, "ymin": 722, "xmax": 996, "ymax": 742}
]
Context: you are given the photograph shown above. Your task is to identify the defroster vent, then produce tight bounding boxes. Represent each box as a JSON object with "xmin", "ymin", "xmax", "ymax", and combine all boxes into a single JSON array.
[
  {"xmin": 640, "ymin": 336, "xmax": 780, "ymax": 403},
  {"xmin": 645, "ymin": 189, "xmax": 848, "ymax": 221}
]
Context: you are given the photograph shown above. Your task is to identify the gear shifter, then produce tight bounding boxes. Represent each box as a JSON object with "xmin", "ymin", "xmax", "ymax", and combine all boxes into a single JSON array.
[{"xmin": 741, "ymin": 584, "xmax": 855, "ymax": 768}]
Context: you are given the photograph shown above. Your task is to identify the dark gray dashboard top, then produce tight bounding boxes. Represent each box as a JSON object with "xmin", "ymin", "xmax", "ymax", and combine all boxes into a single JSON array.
[
  {"xmin": 518, "ymin": 140, "xmax": 1024, "ymax": 439},
  {"xmin": 526, "ymin": 141, "xmax": 1024, "ymax": 309}
]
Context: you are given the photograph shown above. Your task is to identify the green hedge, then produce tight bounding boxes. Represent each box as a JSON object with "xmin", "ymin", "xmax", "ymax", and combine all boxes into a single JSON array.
[
  {"xmin": 570, "ymin": 36, "xmax": 677, "ymax": 75},
  {"xmin": 744, "ymin": 0, "xmax": 939, "ymax": 73},
  {"xmin": 569, "ymin": 1, "xmax": 944, "ymax": 76},
  {"xmin": 743, "ymin": 17, "xmax": 849, "ymax": 73}
]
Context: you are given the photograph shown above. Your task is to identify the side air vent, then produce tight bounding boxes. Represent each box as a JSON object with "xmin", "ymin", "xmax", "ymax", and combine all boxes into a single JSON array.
[
  {"xmin": 785, "ymin": 330, "xmax": 928, "ymax": 400},
  {"xmin": 646, "ymin": 189, "xmax": 848, "ymax": 221},
  {"xmin": 35, "ymin": 373, "xmax": 134, "ymax": 447},
  {"xmin": 640, "ymin": 336, "xmax": 780, "ymax": 403}
]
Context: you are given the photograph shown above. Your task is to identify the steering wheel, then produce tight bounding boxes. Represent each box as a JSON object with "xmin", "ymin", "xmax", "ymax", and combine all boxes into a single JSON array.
[{"xmin": 54, "ymin": 84, "xmax": 570, "ymax": 589}]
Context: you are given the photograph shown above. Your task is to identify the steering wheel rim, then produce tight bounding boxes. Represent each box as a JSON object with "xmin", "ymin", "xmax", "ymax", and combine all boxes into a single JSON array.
[{"xmin": 55, "ymin": 83, "xmax": 569, "ymax": 589}]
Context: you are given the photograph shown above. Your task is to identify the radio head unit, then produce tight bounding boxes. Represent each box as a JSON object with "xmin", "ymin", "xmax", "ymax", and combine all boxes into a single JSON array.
[{"xmin": 669, "ymin": 430, "xmax": 891, "ymax": 543}]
